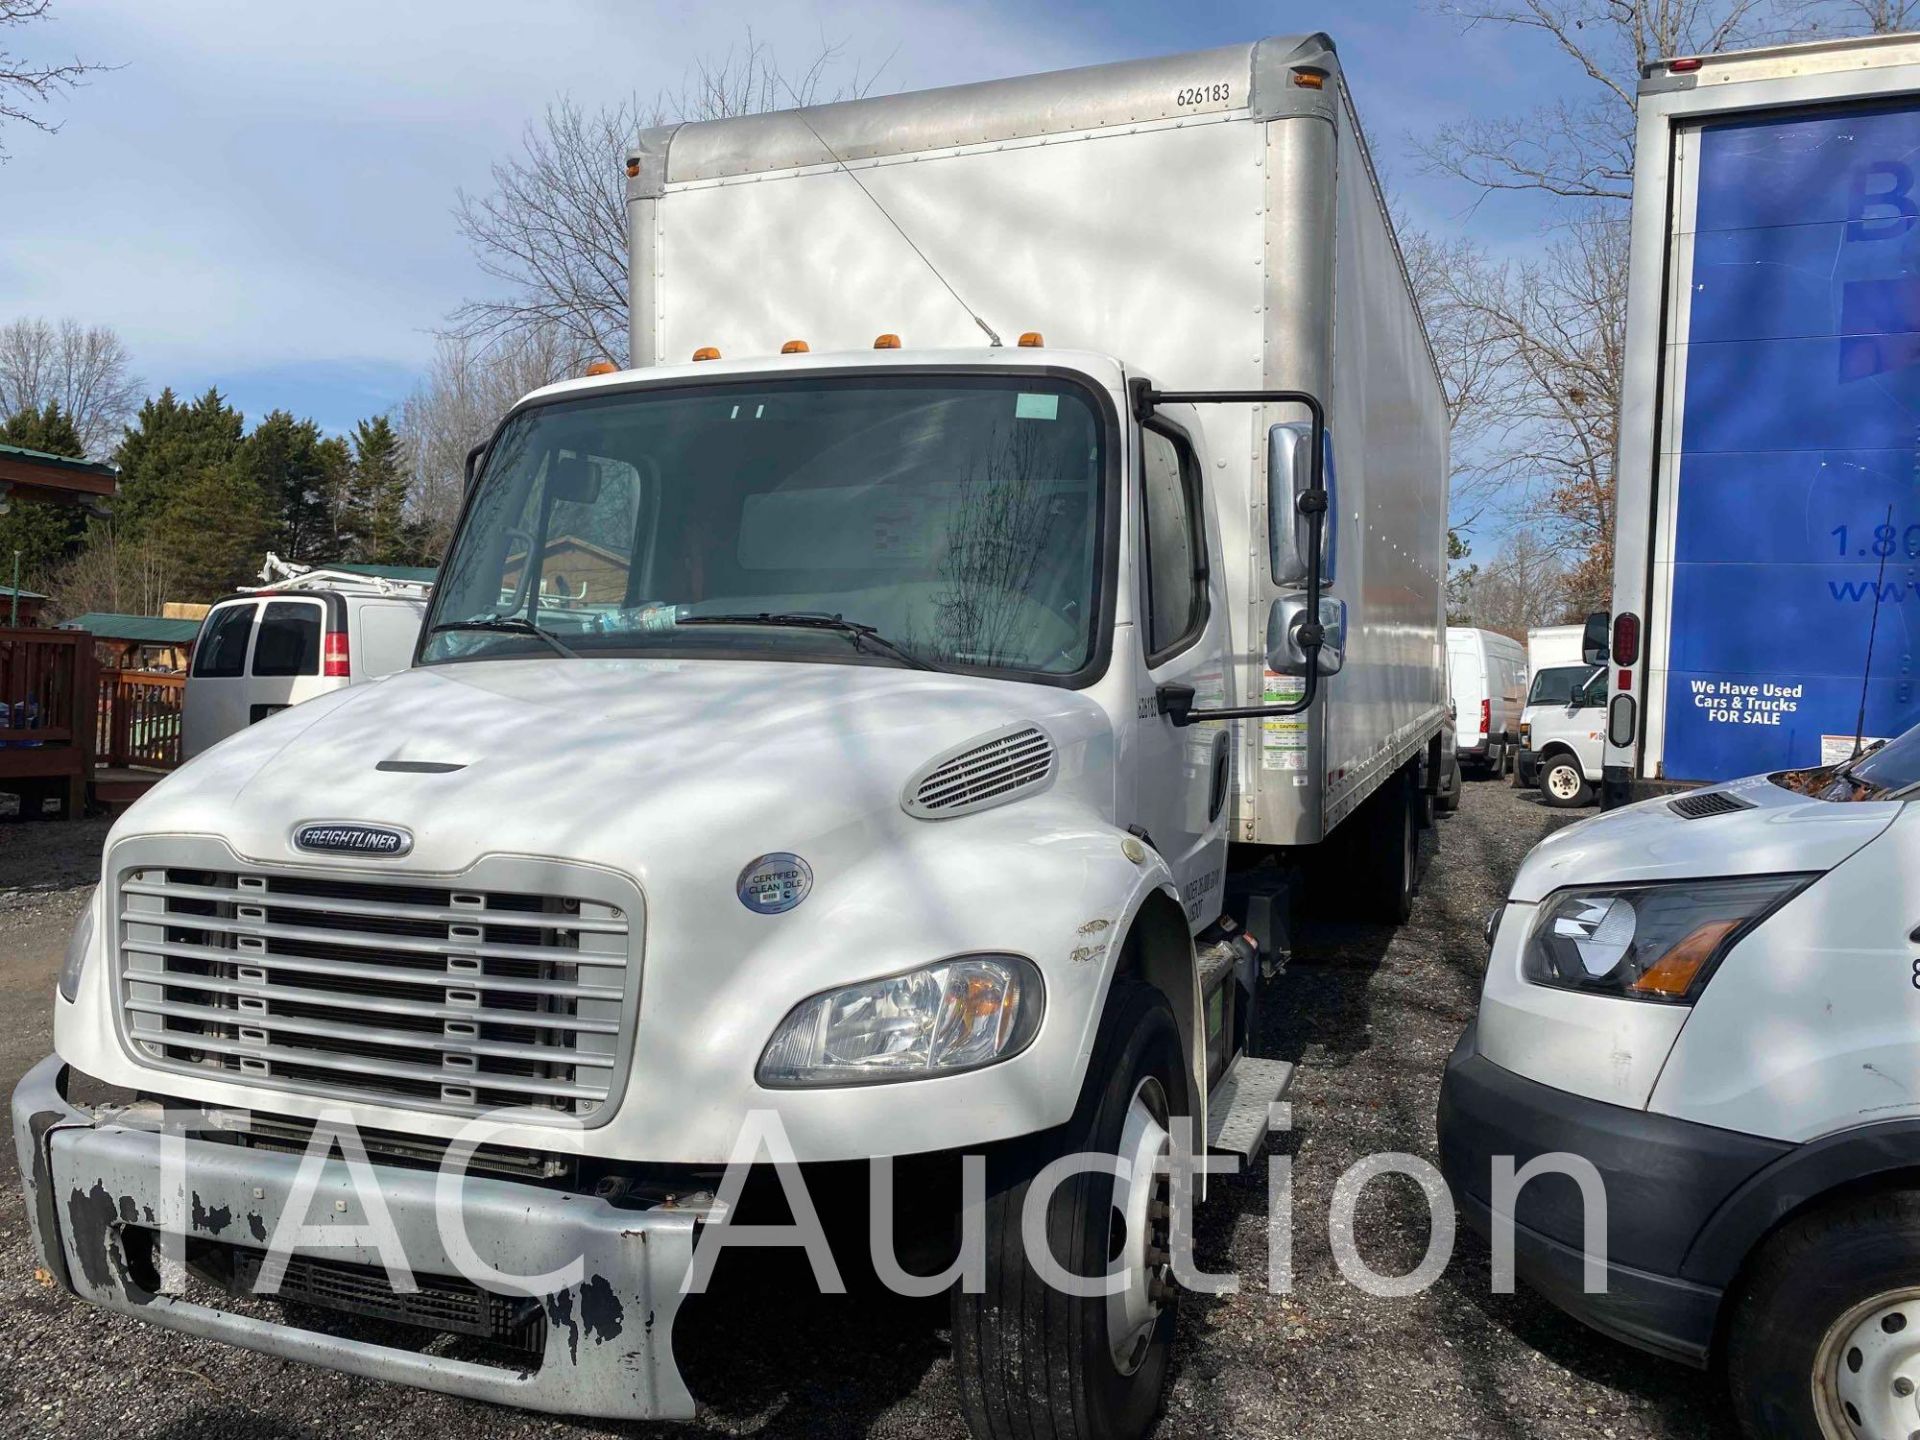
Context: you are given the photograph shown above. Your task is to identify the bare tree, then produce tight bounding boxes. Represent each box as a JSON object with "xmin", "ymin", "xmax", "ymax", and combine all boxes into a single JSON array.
[
  {"xmin": 43, "ymin": 522, "xmax": 176, "ymax": 620},
  {"xmin": 0, "ymin": 0, "xmax": 106, "ymax": 154},
  {"xmin": 1461, "ymin": 526, "xmax": 1577, "ymax": 635},
  {"xmin": 1789, "ymin": 0, "xmax": 1920, "ymax": 30},
  {"xmin": 1420, "ymin": 1, "xmax": 1779, "ymax": 201},
  {"xmin": 0, "ymin": 316, "xmax": 142, "ymax": 456},
  {"xmin": 1397, "ymin": 218, "xmax": 1518, "ymax": 531},
  {"xmin": 450, "ymin": 35, "xmax": 880, "ymax": 365},
  {"xmin": 397, "ymin": 327, "xmax": 590, "ymax": 558}
]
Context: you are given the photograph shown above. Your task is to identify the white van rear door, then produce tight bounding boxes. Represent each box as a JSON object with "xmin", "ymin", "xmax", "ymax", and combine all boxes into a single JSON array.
[{"xmin": 182, "ymin": 599, "xmax": 260, "ymax": 759}]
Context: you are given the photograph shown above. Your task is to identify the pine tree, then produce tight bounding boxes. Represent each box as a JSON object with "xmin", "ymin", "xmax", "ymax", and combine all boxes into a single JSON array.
[
  {"xmin": 240, "ymin": 410, "xmax": 334, "ymax": 566},
  {"xmin": 344, "ymin": 416, "xmax": 417, "ymax": 565},
  {"xmin": 112, "ymin": 387, "xmax": 247, "ymax": 534},
  {"xmin": 0, "ymin": 402, "xmax": 91, "ymax": 584},
  {"xmin": 149, "ymin": 462, "xmax": 272, "ymax": 601}
]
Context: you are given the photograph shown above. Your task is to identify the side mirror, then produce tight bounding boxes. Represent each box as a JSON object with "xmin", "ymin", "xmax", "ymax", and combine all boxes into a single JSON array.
[
  {"xmin": 1266, "ymin": 423, "xmax": 1336, "ymax": 587},
  {"xmin": 464, "ymin": 441, "xmax": 487, "ymax": 490},
  {"xmin": 1266, "ymin": 595, "xmax": 1347, "ymax": 676},
  {"xmin": 1581, "ymin": 610, "xmax": 1610, "ymax": 666}
]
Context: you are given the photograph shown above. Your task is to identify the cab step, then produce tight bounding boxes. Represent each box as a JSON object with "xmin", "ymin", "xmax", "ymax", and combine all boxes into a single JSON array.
[{"xmin": 1206, "ymin": 1054, "xmax": 1296, "ymax": 1160}]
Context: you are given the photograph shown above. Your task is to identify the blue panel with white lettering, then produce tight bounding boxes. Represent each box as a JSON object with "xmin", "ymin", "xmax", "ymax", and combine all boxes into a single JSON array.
[{"xmin": 1665, "ymin": 99, "xmax": 1920, "ymax": 781}]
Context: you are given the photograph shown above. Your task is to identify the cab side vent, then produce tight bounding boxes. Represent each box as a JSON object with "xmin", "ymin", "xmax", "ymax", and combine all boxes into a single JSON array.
[
  {"xmin": 1669, "ymin": 790, "xmax": 1754, "ymax": 819},
  {"xmin": 905, "ymin": 725, "xmax": 1055, "ymax": 819}
]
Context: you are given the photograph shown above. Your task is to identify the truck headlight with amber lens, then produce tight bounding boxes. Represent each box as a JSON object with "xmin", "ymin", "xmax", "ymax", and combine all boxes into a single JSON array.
[
  {"xmin": 757, "ymin": 955, "xmax": 1043, "ymax": 1087},
  {"xmin": 1522, "ymin": 876, "xmax": 1811, "ymax": 1004}
]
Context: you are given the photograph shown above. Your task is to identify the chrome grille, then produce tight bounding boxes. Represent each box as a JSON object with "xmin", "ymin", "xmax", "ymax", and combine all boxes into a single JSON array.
[
  {"xmin": 114, "ymin": 856, "xmax": 635, "ymax": 1121},
  {"xmin": 905, "ymin": 726, "xmax": 1055, "ymax": 818}
]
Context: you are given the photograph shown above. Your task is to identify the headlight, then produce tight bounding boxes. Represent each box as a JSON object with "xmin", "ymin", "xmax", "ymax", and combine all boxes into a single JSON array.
[
  {"xmin": 757, "ymin": 955, "xmax": 1043, "ymax": 1088},
  {"xmin": 1522, "ymin": 875, "xmax": 1811, "ymax": 1004},
  {"xmin": 58, "ymin": 890, "xmax": 97, "ymax": 1003},
  {"xmin": 1519, "ymin": 722, "xmax": 1531, "ymax": 745}
]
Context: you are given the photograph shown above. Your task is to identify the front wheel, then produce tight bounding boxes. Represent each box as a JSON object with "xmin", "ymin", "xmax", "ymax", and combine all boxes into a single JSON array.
[
  {"xmin": 1727, "ymin": 1192, "xmax": 1920, "ymax": 1440},
  {"xmin": 953, "ymin": 981, "xmax": 1185, "ymax": 1440},
  {"xmin": 1539, "ymin": 756, "xmax": 1592, "ymax": 808}
]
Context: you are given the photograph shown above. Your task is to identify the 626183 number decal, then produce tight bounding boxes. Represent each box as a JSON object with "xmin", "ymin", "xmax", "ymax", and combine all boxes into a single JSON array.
[{"xmin": 1175, "ymin": 82, "xmax": 1230, "ymax": 106}]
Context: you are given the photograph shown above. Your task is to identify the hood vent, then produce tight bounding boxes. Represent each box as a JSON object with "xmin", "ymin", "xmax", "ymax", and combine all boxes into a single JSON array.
[
  {"xmin": 1669, "ymin": 790, "xmax": 1755, "ymax": 820},
  {"xmin": 905, "ymin": 724, "xmax": 1056, "ymax": 819}
]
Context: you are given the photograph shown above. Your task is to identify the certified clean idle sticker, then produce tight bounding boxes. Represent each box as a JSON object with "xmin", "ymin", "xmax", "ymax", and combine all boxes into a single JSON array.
[{"xmin": 737, "ymin": 853, "xmax": 813, "ymax": 914}]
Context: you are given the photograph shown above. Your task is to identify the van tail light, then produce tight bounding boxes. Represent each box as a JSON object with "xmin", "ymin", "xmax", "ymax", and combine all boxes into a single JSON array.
[
  {"xmin": 1613, "ymin": 612, "xmax": 1642, "ymax": 667},
  {"xmin": 323, "ymin": 630, "xmax": 350, "ymax": 678},
  {"xmin": 1480, "ymin": 698, "xmax": 1491, "ymax": 736}
]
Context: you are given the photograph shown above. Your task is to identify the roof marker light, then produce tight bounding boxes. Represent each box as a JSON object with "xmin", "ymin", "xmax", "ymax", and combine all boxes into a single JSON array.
[
  {"xmin": 874, "ymin": 333, "xmax": 902, "ymax": 349},
  {"xmin": 1292, "ymin": 68, "xmax": 1327, "ymax": 89},
  {"xmin": 782, "ymin": 339, "xmax": 810, "ymax": 354},
  {"xmin": 1669, "ymin": 56, "xmax": 1703, "ymax": 72},
  {"xmin": 583, "ymin": 360, "xmax": 617, "ymax": 377},
  {"xmin": 1017, "ymin": 331, "xmax": 1044, "ymax": 348},
  {"xmin": 691, "ymin": 346, "xmax": 721, "ymax": 362}
]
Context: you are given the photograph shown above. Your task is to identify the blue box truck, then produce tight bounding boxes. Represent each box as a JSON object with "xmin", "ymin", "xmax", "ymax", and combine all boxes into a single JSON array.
[{"xmin": 1599, "ymin": 33, "xmax": 1920, "ymax": 804}]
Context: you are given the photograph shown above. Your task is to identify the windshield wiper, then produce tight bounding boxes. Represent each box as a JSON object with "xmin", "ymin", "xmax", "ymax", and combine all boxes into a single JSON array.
[
  {"xmin": 430, "ymin": 614, "xmax": 580, "ymax": 660},
  {"xmin": 677, "ymin": 612, "xmax": 942, "ymax": 672}
]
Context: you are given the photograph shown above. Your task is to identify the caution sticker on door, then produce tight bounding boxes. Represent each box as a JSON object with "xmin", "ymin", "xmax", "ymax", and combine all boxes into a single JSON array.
[{"xmin": 1261, "ymin": 670, "xmax": 1307, "ymax": 771}]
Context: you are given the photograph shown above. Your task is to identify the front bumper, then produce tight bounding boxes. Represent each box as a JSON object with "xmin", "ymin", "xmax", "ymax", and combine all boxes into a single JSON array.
[
  {"xmin": 1436, "ymin": 1023, "xmax": 1788, "ymax": 1368},
  {"xmin": 13, "ymin": 1056, "xmax": 705, "ymax": 1420}
]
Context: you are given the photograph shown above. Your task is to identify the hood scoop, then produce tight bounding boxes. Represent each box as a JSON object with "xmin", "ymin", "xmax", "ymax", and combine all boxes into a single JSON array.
[
  {"xmin": 904, "ymin": 724, "xmax": 1055, "ymax": 819},
  {"xmin": 1669, "ymin": 790, "xmax": 1756, "ymax": 819}
]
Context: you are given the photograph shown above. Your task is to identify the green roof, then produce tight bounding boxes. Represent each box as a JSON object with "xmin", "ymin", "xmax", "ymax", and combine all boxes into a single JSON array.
[
  {"xmin": 0, "ymin": 442, "xmax": 117, "ymax": 478},
  {"xmin": 60, "ymin": 612, "xmax": 201, "ymax": 644},
  {"xmin": 330, "ymin": 562, "xmax": 438, "ymax": 584},
  {"xmin": 0, "ymin": 584, "xmax": 47, "ymax": 600}
]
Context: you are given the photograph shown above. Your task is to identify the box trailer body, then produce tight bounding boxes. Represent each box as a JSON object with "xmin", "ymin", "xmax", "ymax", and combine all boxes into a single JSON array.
[
  {"xmin": 628, "ymin": 35, "xmax": 1450, "ymax": 846},
  {"xmin": 1527, "ymin": 624, "xmax": 1585, "ymax": 677},
  {"xmin": 1604, "ymin": 34, "xmax": 1920, "ymax": 802},
  {"xmin": 16, "ymin": 35, "xmax": 1447, "ymax": 1434}
]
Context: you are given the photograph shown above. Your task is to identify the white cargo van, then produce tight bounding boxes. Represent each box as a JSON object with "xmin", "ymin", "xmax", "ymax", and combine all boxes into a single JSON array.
[
  {"xmin": 1517, "ymin": 626, "xmax": 1605, "ymax": 807},
  {"xmin": 1442, "ymin": 715, "xmax": 1920, "ymax": 1440},
  {"xmin": 1447, "ymin": 626, "xmax": 1526, "ymax": 773},
  {"xmin": 16, "ymin": 36, "xmax": 1449, "ymax": 1435},
  {"xmin": 181, "ymin": 570, "xmax": 430, "ymax": 760}
]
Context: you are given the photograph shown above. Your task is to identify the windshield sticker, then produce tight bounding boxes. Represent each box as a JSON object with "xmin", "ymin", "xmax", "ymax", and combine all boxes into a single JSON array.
[{"xmin": 1014, "ymin": 393, "xmax": 1059, "ymax": 421}]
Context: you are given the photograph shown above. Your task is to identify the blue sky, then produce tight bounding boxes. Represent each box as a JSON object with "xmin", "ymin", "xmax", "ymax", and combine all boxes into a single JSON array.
[{"xmin": 0, "ymin": 0, "xmax": 1565, "ymax": 438}]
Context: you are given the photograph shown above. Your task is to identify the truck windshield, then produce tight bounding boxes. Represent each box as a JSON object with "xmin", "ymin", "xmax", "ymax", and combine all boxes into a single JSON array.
[
  {"xmin": 423, "ymin": 376, "xmax": 1109, "ymax": 678},
  {"xmin": 1527, "ymin": 665, "xmax": 1605, "ymax": 707}
]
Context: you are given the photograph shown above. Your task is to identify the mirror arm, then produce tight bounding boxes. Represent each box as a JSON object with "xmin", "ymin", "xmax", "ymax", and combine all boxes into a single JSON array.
[{"xmin": 1133, "ymin": 380, "xmax": 1328, "ymax": 723}]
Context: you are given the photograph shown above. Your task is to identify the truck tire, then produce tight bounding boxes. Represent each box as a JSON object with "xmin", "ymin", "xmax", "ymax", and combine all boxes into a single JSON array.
[
  {"xmin": 1539, "ymin": 754, "xmax": 1591, "ymax": 808},
  {"xmin": 1361, "ymin": 767, "xmax": 1417, "ymax": 923},
  {"xmin": 952, "ymin": 980, "xmax": 1186, "ymax": 1440},
  {"xmin": 1726, "ymin": 1190, "xmax": 1920, "ymax": 1440}
]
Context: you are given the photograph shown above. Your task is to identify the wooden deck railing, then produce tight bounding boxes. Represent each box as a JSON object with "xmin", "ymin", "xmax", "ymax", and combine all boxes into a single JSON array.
[
  {"xmin": 0, "ymin": 628, "xmax": 94, "ymax": 816},
  {"xmin": 97, "ymin": 668, "xmax": 185, "ymax": 770}
]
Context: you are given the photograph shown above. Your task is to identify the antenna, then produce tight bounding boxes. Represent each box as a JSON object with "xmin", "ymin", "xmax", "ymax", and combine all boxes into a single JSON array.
[
  {"xmin": 775, "ymin": 80, "xmax": 1004, "ymax": 348},
  {"xmin": 1851, "ymin": 502, "xmax": 1895, "ymax": 761}
]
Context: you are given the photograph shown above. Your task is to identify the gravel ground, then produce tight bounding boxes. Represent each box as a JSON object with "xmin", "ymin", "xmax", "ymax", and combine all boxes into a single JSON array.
[{"xmin": 0, "ymin": 783, "xmax": 1740, "ymax": 1439}]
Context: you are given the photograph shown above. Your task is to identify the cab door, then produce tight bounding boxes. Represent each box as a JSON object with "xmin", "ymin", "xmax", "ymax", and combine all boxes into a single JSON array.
[{"xmin": 1129, "ymin": 414, "xmax": 1232, "ymax": 929}]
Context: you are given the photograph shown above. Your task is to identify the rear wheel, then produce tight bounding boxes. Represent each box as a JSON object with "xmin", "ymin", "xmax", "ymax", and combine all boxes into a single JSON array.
[
  {"xmin": 1727, "ymin": 1191, "xmax": 1920, "ymax": 1440},
  {"xmin": 1539, "ymin": 755, "xmax": 1592, "ymax": 808},
  {"xmin": 1359, "ymin": 767, "xmax": 1417, "ymax": 922},
  {"xmin": 1438, "ymin": 758, "xmax": 1462, "ymax": 813},
  {"xmin": 953, "ymin": 981, "xmax": 1186, "ymax": 1440}
]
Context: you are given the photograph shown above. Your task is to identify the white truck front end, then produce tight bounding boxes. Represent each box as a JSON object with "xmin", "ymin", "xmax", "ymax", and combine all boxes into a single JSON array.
[{"xmin": 17, "ymin": 35, "xmax": 1450, "ymax": 1436}]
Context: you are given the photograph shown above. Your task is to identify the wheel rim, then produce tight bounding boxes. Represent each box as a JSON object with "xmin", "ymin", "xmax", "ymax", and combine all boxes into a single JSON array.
[
  {"xmin": 1105, "ymin": 1074, "xmax": 1172, "ymax": 1376},
  {"xmin": 1812, "ymin": 1286, "xmax": 1920, "ymax": 1439},
  {"xmin": 1546, "ymin": 763, "xmax": 1581, "ymax": 800}
]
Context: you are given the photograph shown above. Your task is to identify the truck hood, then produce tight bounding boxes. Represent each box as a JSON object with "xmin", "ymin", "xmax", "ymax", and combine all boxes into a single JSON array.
[
  {"xmin": 117, "ymin": 657, "xmax": 1116, "ymax": 875},
  {"xmin": 1507, "ymin": 770, "xmax": 1900, "ymax": 904}
]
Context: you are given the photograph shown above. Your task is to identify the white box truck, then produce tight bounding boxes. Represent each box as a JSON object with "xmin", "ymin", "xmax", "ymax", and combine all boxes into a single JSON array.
[
  {"xmin": 1516, "ymin": 623, "xmax": 1606, "ymax": 806},
  {"xmin": 15, "ymin": 35, "xmax": 1447, "ymax": 1434},
  {"xmin": 1596, "ymin": 33, "xmax": 1920, "ymax": 806}
]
